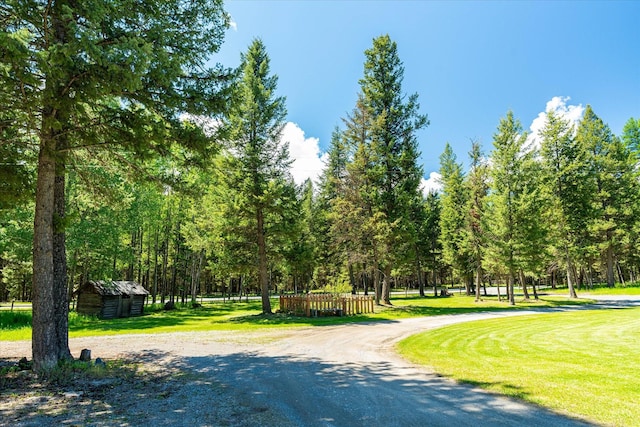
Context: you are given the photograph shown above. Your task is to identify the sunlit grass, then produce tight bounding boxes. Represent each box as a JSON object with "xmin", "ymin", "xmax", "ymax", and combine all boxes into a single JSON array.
[
  {"xmin": 1, "ymin": 294, "xmax": 593, "ymax": 341},
  {"xmin": 371, "ymin": 293, "xmax": 592, "ymax": 320},
  {"xmin": 550, "ymin": 282, "xmax": 640, "ymax": 295},
  {"xmin": 397, "ymin": 308, "xmax": 640, "ymax": 426},
  {"xmin": 582, "ymin": 286, "xmax": 640, "ymax": 295}
]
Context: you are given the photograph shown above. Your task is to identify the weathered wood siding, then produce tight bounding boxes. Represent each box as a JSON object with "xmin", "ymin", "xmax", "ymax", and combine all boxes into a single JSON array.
[
  {"xmin": 101, "ymin": 296, "xmax": 120, "ymax": 319},
  {"xmin": 77, "ymin": 293, "xmax": 102, "ymax": 316},
  {"xmin": 76, "ymin": 280, "xmax": 149, "ymax": 319},
  {"xmin": 130, "ymin": 296, "xmax": 146, "ymax": 316}
]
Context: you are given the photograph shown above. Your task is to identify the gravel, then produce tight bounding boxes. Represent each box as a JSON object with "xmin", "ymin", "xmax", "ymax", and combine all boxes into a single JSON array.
[{"xmin": 1, "ymin": 309, "xmax": 602, "ymax": 426}]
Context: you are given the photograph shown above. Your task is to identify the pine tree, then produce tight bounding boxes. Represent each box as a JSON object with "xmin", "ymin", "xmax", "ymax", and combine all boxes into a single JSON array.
[
  {"xmin": 539, "ymin": 110, "xmax": 589, "ymax": 297},
  {"xmin": 464, "ymin": 141, "xmax": 489, "ymax": 301},
  {"xmin": 223, "ymin": 39, "xmax": 292, "ymax": 314},
  {"xmin": 315, "ymin": 127, "xmax": 350, "ymax": 287},
  {"xmin": 485, "ymin": 111, "xmax": 532, "ymax": 305},
  {"xmin": 622, "ymin": 117, "xmax": 640, "ymax": 159},
  {"xmin": 438, "ymin": 143, "xmax": 471, "ymax": 293},
  {"xmin": 1, "ymin": 0, "xmax": 231, "ymax": 370},
  {"xmin": 577, "ymin": 106, "xmax": 637, "ymax": 287},
  {"xmin": 358, "ymin": 34, "xmax": 428, "ymax": 304}
]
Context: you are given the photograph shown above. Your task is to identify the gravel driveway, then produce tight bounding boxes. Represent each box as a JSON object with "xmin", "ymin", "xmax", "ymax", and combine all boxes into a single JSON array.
[{"xmin": 2, "ymin": 302, "xmax": 624, "ymax": 426}]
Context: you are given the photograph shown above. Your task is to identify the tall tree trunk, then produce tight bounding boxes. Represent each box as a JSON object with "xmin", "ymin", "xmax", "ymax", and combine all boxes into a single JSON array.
[
  {"xmin": 127, "ymin": 230, "xmax": 135, "ymax": 281},
  {"xmin": 33, "ymin": 126, "xmax": 72, "ymax": 370},
  {"xmin": 474, "ymin": 265, "xmax": 482, "ymax": 302},
  {"xmin": 416, "ymin": 257, "xmax": 425, "ymax": 298},
  {"xmin": 53, "ymin": 149, "xmax": 72, "ymax": 363},
  {"xmin": 617, "ymin": 262, "xmax": 625, "ymax": 286},
  {"xmin": 566, "ymin": 252, "xmax": 578, "ymax": 298},
  {"xmin": 362, "ymin": 271, "xmax": 369, "ymax": 296},
  {"xmin": 32, "ymin": 144, "xmax": 57, "ymax": 371},
  {"xmin": 137, "ymin": 228, "xmax": 144, "ymax": 284},
  {"xmin": 33, "ymin": 17, "xmax": 74, "ymax": 369},
  {"xmin": 508, "ymin": 251, "xmax": 515, "ymax": 305},
  {"xmin": 348, "ymin": 263, "xmax": 357, "ymax": 295},
  {"xmin": 606, "ymin": 235, "xmax": 615, "ymax": 287},
  {"xmin": 381, "ymin": 264, "xmax": 392, "ymax": 305},
  {"xmin": 257, "ymin": 208, "xmax": 272, "ymax": 314},
  {"xmin": 520, "ymin": 270, "xmax": 530, "ymax": 300},
  {"xmin": 153, "ymin": 228, "xmax": 159, "ymax": 304},
  {"xmin": 373, "ymin": 267, "xmax": 382, "ymax": 305}
]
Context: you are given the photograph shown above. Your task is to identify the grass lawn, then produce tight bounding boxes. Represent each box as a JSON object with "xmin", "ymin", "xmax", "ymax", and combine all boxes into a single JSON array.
[
  {"xmin": 1, "ymin": 294, "xmax": 592, "ymax": 341},
  {"xmin": 581, "ymin": 286, "xmax": 640, "ymax": 295},
  {"xmin": 550, "ymin": 282, "xmax": 640, "ymax": 296},
  {"xmin": 397, "ymin": 307, "xmax": 640, "ymax": 426}
]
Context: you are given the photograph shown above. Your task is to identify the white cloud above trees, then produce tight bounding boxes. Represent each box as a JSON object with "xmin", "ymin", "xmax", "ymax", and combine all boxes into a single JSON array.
[
  {"xmin": 421, "ymin": 171, "xmax": 443, "ymax": 195},
  {"xmin": 282, "ymin": 122, "xmax": 328, "ymax": 186},
  {"xmin": 526, "ymin": 96, "xmax": 584, "ymax": 149}
]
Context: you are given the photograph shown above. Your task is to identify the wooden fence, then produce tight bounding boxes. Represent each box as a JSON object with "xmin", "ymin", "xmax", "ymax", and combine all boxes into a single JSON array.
[{"xmin": 279, "ymin": 294, "xmax": 375, "ymax": 317}]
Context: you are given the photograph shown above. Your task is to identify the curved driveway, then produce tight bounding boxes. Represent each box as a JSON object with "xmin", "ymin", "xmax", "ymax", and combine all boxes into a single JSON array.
[{"xmin": 5, "ymin": 296, "xmax": 637, "ymax": 426}]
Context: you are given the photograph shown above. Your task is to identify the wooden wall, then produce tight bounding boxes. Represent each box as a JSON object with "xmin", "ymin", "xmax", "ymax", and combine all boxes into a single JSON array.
[{"xmin": 77, "ymin": 285, "xmax": 147, "ymax": 319}]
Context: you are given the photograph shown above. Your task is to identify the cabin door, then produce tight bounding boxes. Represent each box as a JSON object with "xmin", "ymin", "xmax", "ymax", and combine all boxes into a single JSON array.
[{"xmin": 121, "ymin": 296, "xmax": 132, "ymax": 317}]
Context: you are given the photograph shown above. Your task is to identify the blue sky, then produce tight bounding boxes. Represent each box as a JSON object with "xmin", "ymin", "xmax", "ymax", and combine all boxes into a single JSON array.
[{"xmin": 214, "ymin": 1, "xmax": 640, "ymax": 189}]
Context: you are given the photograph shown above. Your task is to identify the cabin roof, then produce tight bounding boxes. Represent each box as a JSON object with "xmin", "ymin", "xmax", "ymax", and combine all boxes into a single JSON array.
[{"xmin": 84, "ymin": 280, "xmax": 149, "ymax": 296}]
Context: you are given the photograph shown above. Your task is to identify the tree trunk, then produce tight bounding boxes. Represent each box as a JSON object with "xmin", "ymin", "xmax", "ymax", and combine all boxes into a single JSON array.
[
  {"xmin": 417, "ymin": 260, "xmax": 425, "ymax": 298},
  {"xmin": 606, "ymin": 237, "xmax": 615, "ymax": 287},
  {"xmin": 348, "ymin": 263, "xmax": 357, "ymax": 295},
  {"xmin": 127, "ymin": 230, "xmax": 135, "ymax": 281},
  {"xmin": 52, "ymin": 147, "xmax": 72, "ymax": 364},
  {"xmin": 32, "ymin": 131, "xmax": 69, "ymax": 371},
  {"xmin": 508, "ymin": 252, "xmax": 515, "ymax": 305},
  {"xmin": 566, "ymin": 253, "xmax": 578, "ymax": 298},
  {"xmin": 520, "ymin": 270, "xmax": 530, "ymax": 300},
  {"xmin": 474, "ymin": 265, "xmax": 482, "ymax": 302},
  {"xmin": 257, "ymin": 208, "xmax": 272, "ymax": 314},
  {"xmin": 381, "ymin": 264, "xmax": 392, "ymax": 305},
  {"xmin": 617, "ymin": 262, "xmax": 625, "ymax": 286}
]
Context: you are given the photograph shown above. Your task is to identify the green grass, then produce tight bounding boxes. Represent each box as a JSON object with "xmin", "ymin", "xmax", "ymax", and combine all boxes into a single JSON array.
[
  {"xmin": 550, "ymin": 282, "xmax": 640, "ymax": 295},
  {"xmin": 397, "ymin": 308, "xmax": 640, "ymax": 426},
  {"xmin": 373, "ymin": 294, "xmax": 591, "ymax": 319},
  {"xmin": 581, "ymin": 286, "xmax": 640, "ymax": 295},
  {"xmin": 1, "ymin": 294, "xmax": 592, "ymax": 341}
]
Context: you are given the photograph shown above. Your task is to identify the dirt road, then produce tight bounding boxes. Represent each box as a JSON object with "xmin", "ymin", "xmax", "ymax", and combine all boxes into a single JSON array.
[{"xmin": 2, "ymin": 304, "xmax": 617, "ymax": 426}]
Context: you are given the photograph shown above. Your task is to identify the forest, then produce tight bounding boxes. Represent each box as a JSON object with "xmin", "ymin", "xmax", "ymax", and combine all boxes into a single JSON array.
[{"xmin": 1, "ymin": 1, "xmax": 640, "ymax": 370}]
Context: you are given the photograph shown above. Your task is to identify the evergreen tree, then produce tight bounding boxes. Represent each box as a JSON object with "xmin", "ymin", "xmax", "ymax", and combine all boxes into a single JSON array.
[
  {"xmin": 1, "ymin": 0, "xmax": 231, "ymax": 370},
  {"xmin": 622, "ymin": 117, "xmax": 640, "ymax": 159},
  {"xmin": 223, "ymin": 39, "xmax": 293, "ymax": 314},
  {"xmin": 422, "ymin": 191, "xmax": 443, "ymax": 295},
  {"xmin": 539, "ymin": 110, "xmax": 589, "ymax": 297},
  {"xmin": 464, "ymin": 141, "xmax": 489, "ymax": 301},
  {"xmin": 577, "ymin": 106, "xmax": 637, "ymax": 287},
  {"xmin": 314, "ymin": 127, "xmax": 350, "ymax": 288},
  {"xmin": 438, "ymin": 143, "xmax": 471, "ymax": 293},
  {"xmin": 358, "ymin": 34, "xmax": 428, "ymax": 304},
  {"xmin": 485, "ymin": 112, "xmax": 532, "ymax": 305}
]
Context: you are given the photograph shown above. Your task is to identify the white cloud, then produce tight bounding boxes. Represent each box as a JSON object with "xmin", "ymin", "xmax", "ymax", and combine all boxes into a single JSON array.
[
  {"xmin": 420, "ymin": 171, "xmax": 443, "ymax": 196},
  {"xmin": 282, "ymin": 122, "xmax": 328, "ymax": 186},
  {"xmin": 229, "ymin": 17, "xmax": 238, "ymax": 31},
  {"xmin": 179, "ymin": 113, "xmax": 220, "ymax": 137},
  {"xmin": 526, "ymin": 96, "xmax": 585, "ymax": 150}
]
